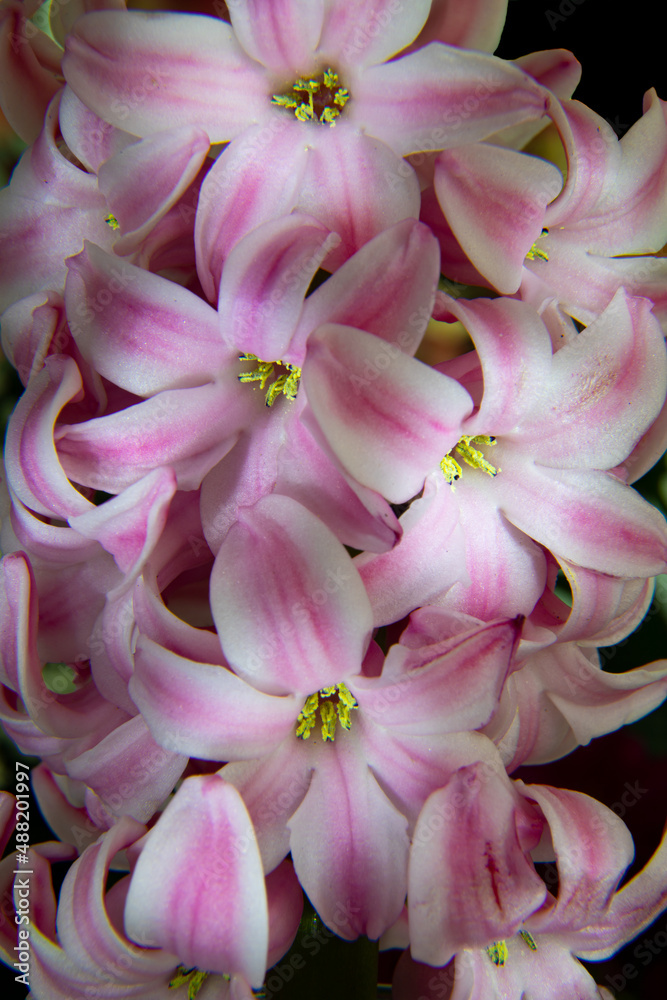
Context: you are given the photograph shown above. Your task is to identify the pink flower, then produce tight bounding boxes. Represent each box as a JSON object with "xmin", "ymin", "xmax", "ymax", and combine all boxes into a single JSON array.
[
  {"xmin": 61, "ymin": 1, "xmax": 550, "ymax": 289},
  {"xmin": 128, "ymin": 493, "xmax": 521, "ymax": 940},
  {"xmin": 355, "ymin": 290, "xmax": 667, "ymax": 626},
  {"xmin": 20, "ymin": 780, "xmax": 303, "ymax": 998},
  {"xmin": 398, "ymin": 767, "xmax": 667, "ymax": 1000}
]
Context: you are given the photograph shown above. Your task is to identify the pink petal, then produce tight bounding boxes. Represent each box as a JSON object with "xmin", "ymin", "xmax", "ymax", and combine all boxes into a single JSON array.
[
  {"xmin": 349, "ymin": 44, "xmax": 548, "ymax": 157},
  {"xmin": 59, "ymin": 84, "xmax": 135, "ymax": 174},
  {"xmin": 55, "ymin": 816, "xmax": 174, "ymax": 982},
  {"xmin": 222, "ymin": 739, "xmax": 313, "ymax": 873},
  {"xmin": 0, "ymin": 6, "xmax": 61, "ymax": 143},
  {"xmin": 66, "ymin": 714, "xmax": 187, "ymax": 823},
  {"xmin": 133, "ymin": 575, "xmax": 226, "ymax": 667},
  {"xmin": 578, "ymin": 825, "xmax": 667, "ymax": 960},
  {"xmin": 63, "ymin": 11, "xmax": 270, "ymax": 140},
  {"xmin": 1, "ymin": 289, "xmax": 64, "ymax": 387},
  {"xmin": 514, "ymin": 48, "xmax": 582, "ymax": 100},
  {"xmin": 201, "ymin": 408, "xmax": 401, "ymax": 555},
  {"xmin": 551, "ymin": 91, "xmax": 667, "ymax": 255},
  {"xmin": 211, "ymin": 494, "xmax": 373, "ymax": 695},
  {"xmin": 539, "ymin": 647, "xmax": 667, "ymax": 758},
  {"xmin": 521, "ymin": 783, "xmax": 634, "ymax": 937},
  {"xmin": 275, "ymin": 414, "xmax": 402, "ymax": 553},
  {"xmin": 30, "ymin": 764, "xmax": 101, "ymax": 852},
  {"xmin": 354, "ymin": 617, "xmax": 519, "ymax": 735},
  {"xmin": 407, "ymin": 0, "xmax": 509, "ymax": 53},
  {"xmin": 56, "ymin": 378, "xmax": 249, "ymax": 492},
  {"xmin": 230, "ymin": 0, "xmax": 324, "ymax": 75},
  {"xmin": 124, "ymin": 775, "xmax": 269, "ymax": 985},
  {"xmin": 295, "ymin": 125, "xmax": 422, "ymax": 271},
  {"xmin": 218, "ymin": 212, "xmax": 335, "ymax": 362},
  {"xmin": 360, "ymin": 726, "xmax": 500, "ymax": 830},
  {"xmin": 409, "ymin": 763, "xmax": 546, "ymax": 966},
  {"xmin": 4, "ymin": 355, "xmax": 92, "ymax": 518},
  {"xmin": 320, "ymin": 0, "xmax": 430, "ymax": 70},
  {"xmin": 440, "ymin": 295, "xmax": 554, "ymax": 438},
  {"xmin": 288, "ymin": 728, "xmax": 410, "ymax": 939},
  {"xmin": 98, "ymin": 125, "xmax": 210, "ymax": 255},
  {"xmin": 304, "ymin": 323, "xmax": 473, "ymax": 503},
  {"xmin": 434, "ymin": 142, "xmax": 562, "ymax": 293},
  {"xmin": 494, "ymin": 453, "xmax": 667, "ymax": 578},
  {"xmin": 519, "ymin": 290, "xmax": 667, "ymax": 471},
  {"xmin": 65, "ymin": 242, "xmax": 227, "ymax": 396},
  {"xmin": 537, "ymin": 557, "xmax": 653, "ymax": 647},
  {"xmin": 295, "ymin": 217, "xmax": 438, "ymax": 357},
  {"xmin": 0, "ymin": 98, "xmax": 113, "ymax": 311},
  {"xmin": 355, "ymin": 472, "xmax": 467, "ymax": 626},
  {"xmin": 437, "ymin": 476, "xmax": 548, "ymax": 620},
  {"xmin": 130, "ymin": 636, "xmax": 300, "ymax": 760},
  {"xmin": 69, "ymin": 468, "xmax": 177, "ymax": 586},
  {"xmin": 265, "ymin": 860, "xmax": 303, "ymax": 968},
  {"xmin": 195, "ymin": 124, "xmax": 310, "ymax": 301}
]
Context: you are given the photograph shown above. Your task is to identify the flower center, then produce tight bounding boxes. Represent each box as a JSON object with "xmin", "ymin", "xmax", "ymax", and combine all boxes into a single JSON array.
[
  {"xmin": 238, "ymin": 353, "xmax": 301, "ymax": 406},
  {"xmin": 525, "ymin": 227, "xmax": 549, "ymax": 262},
  {"xmin": 296, "ymin": 683, "xmax": 358, "ymax": 741},
  {"xmin": 440, "ymin": 435, "xmax": 500, "ymax": 485},
  {"xmin": 271, "ymin": 68, "xmax": 350, "ymax": 126},
  {"xmin": 486, "ymin": 931, "xmax": 537, "ymax": 967},
  {"xmin": 169, "ymin": 967, "xmax": 210, "ymax": 998}
]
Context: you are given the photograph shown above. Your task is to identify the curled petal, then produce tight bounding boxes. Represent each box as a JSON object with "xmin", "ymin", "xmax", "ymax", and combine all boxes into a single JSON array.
[
  {"xmin": 409, "ymin": 763, "xmax": 546, "ymax": 966},
  {"xmin": 124, "ymin": 774, "xmax": 269, "ymax": 985},
  {"xmin": 4, "ymin": 355, "xmax": 92, "ymax": 518}
]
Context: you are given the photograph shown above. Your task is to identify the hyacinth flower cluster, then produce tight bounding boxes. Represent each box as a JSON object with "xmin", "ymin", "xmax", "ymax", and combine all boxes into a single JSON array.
[{"xmin": 0, "ymin": 1, "xmax": 667, "ymax": 999}]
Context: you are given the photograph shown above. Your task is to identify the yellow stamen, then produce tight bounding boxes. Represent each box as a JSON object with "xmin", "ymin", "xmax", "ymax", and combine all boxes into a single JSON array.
[
  {"xmin": 104, "ymin": 214, "xmax": 120, "ymax": 230},
  {"xmin": 169, "ymin": 967, "xmax": 209, "ymax": 998},
  {"xmin": 296, "ymin": 684, "xmax": 358, "ymax": 741},
  {"xmin": 486, "ymin": 940, "xmax": 508, "ymax": 967},
  {"xmin": 519, "ymin": 929, "xmax": 538, "ymax": 951},
  {"xmin": 440, "ymin": 435, "xmax": 499, "ymax": 485},
  {"xmin": 526, "ymin": 228, "xmax": 549, "ymax": 262},
  {"xmin": 271, "ymin": 67, "xmax": 350, "ymax": 127},
  {"xmin": 238, "ymin": 354, "xmax": 301, "ymax": 406}
]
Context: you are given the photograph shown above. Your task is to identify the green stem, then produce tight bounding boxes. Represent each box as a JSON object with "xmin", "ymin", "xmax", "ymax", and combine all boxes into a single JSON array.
[{"xmin": 261, "ymin": 897, "xmax": 379, "ymax": 1000}]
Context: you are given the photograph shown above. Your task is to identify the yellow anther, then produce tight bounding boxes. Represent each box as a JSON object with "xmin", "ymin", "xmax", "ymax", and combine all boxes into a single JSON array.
[
  {"xmin": 271, "ymin": 67, "xmax": 350, "ymax": 127},
  {"xmin": 238, "ymin": 354, "xmax": 301, "ymax": 406},
  {"xmin": 169, "ymin": 967, "xmax": 209, "ymax": 998},
  {"xmin": 441, "ymin": 435, "xmax": 499, "ymax": 485},
  {"xmin": 271, "ymin": 94, "xmax": 298, "ymax": 109},
  {"xmin": 519, "ymin": 930, "xmax": 538, "ymax": 951},
  {"xmin": 440, "ymin": 454, "xmax": 463, "ymax": 483},
  {"xmin": 294, "ymin": 79, "xmax": 318, "ymax": 95},
  {"xmin": 296, "ymin": 684, "xmax": 358, "ymax": 741},
  {"xmin": 320, "ymin": 699, "xmax": 337, "ymax": 741},
  {"xmin": 104, "ymin": 214, "xmax": 120, "ymax": 230},
  {"xmin": 295, "ymin": 104, "xmax": 315, "ymax": 122},
  {"xmin": 526, "ymin": 228, "xmax": 549, "ymax": 262},
  {"xmin": 486, "ymin": 941, "xmax": 508, "ymax": 967},
  {"xmin": 295, "ymin": 692, "xmax": 320, "ymax": 739}
]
